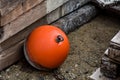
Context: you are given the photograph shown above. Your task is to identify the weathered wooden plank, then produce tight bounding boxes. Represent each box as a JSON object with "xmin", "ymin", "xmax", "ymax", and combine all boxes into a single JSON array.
[
  {"xmin": 0, "ymin": 0, "xmax": 24, "ymax": 16},
  {"xmin": 108, "ymin": 47, "xmax": 120, "ymax": 62},
  {"xmin": 0, "ymin": 17, "xmax": 47, "ymax": 54},
  {"xmin": 104, "ymin": 49, "xmax": 120, "ymax": 64},
  {"xmin": 0, "ymin": 0, "xmax": 91, "ymax": 52},
  {"xmin": 22, "ymin": 0, "xmax": 44, "ymax": 12},
  {"xmin": 107, "ymin": 48, "xmax": 120, "ymax": 62},
  {"xmin": 1, "ymin": 0, "xmax": 44, "ymax": 26},
  {"xmin": 0, "ymin": 1, "xmax": 47, "ymax": 43},
  {"xmin": 1, "ymin": 0, "xmax": 69, "ymax": 26},
  {"xmin": 0, "ymin": 40, "xmax": 24, "ymax": 71},
  {"xmin": 1, "ymin": 3, "xmax": 24, "ymax": 26},
  {"xmin": 0, "ymin": 0, "xmax": 45, "ymax": 16}
]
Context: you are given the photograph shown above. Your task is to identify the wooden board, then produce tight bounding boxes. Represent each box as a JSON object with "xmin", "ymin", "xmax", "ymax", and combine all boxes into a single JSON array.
[
  {"xmin": 0, "ymin": 1, "xmax": 46, "ymax": 43},
  {"xmin": 1, "ymin": 0, "xmax": 44, "ymax": 26},
  {"xmin": 0, "ymin": 0, "xmax": 24, "ymax": 16},
  {"xmin": 108, "ymin": 47, "xmax": 120, "ymax": 62},
  {"xmin": 0, "ymin": 0, "xmax": 69, "ymax": 26},
  {"xmin": 0, "ymin": 40, "xmax": 24, "ymax": 70}
]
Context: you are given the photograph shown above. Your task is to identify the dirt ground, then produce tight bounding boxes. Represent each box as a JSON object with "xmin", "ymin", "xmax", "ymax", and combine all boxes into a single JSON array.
[{"xmin": 0, "ymin": 14, "xmax": 120, "ymax": 80}]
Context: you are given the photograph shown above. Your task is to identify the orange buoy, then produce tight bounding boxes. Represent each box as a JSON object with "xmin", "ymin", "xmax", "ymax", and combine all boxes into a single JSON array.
[{"xmin": 24, "ymin": 25, "xmax": 70, "ymax": 70}]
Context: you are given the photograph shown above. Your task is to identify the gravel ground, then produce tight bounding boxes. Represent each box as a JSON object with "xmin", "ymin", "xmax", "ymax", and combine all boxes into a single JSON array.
[{"xmin": 0, "ymin": 14, "xmax": 120, "ymax": 80}]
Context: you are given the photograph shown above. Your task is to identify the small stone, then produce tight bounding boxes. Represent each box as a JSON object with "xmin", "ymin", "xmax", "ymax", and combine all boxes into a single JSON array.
[
  {"xmin": 75, "ymin": 64, "xmax": 78, "ymax": 67},
  {"xmin": 7, "ymin": 75, "xmax": 10, "ymax": 79},
  {"xmin": 16, "ymin": 73, "xmax": 19, "ymax": 77},
  {"xmin": 6, "ymin": 69, "xmax": 10, "ymax": 72},
  {"xmin": 69, "ymin": 73, "xmax": 76, "ymax": 79},
  {"xmin": 72, "ymin": 69, "xmax": 75, "ymax": 72}
]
